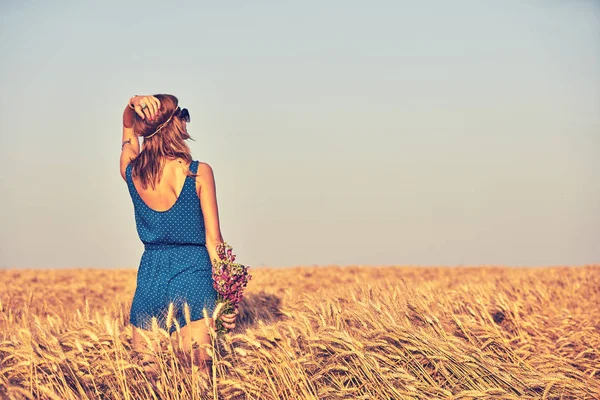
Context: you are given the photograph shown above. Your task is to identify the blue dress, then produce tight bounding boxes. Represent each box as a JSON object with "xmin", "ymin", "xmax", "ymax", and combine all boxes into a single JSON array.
[{"xmin": 125, "ymin": 160, "xmax": 217, "ymax": 334}]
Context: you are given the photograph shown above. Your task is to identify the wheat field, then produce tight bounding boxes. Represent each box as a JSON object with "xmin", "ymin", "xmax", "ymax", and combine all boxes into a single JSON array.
[{"xmin": 0, "ymin": 265, "xmax": 599, "ymax": 399}]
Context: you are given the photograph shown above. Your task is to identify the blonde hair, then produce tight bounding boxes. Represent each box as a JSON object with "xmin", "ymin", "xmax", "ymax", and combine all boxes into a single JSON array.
[{"xmin": 130, "ymin": 94, "xmax": 194, "ymax": 190}]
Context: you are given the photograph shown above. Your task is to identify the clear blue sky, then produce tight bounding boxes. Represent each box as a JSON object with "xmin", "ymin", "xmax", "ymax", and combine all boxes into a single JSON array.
[{"xmin": 1, "ymin": 1, "xmax": 598, "ymax": 268}]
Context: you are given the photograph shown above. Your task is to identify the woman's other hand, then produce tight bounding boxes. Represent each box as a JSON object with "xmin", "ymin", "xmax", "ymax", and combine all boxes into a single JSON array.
[
  {"xmin": 220, "ymin": 308, "xmax": 239, "ymax": 331},
  {"xmin": 129, "ymin": 95, "xmax": 161, "ymax": 121}
]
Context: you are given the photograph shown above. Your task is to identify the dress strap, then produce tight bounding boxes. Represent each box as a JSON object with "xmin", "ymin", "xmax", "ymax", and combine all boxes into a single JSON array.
[
  {"xmin": 125, "ymin": 162, "xmax": 145, "ymax": 204},
  {"xmin": 125, "ymin": 163, "xmax": 135, "ymax": 193},
  {"xmin": 189, "ymin": 160, "xmax": 199, "ymax": 175},
  {"xmin": 125, "ymin": 162, "xmax": 132, "ymax": 181},
  {"xmin": 181, "ymin": 160, "xmax": 199, "ymax": 198}
]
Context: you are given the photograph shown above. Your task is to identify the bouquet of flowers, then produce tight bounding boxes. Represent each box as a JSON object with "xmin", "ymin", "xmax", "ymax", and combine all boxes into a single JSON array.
[{"xmin": 212, "ymin": 242, "xmax": 252, "ymax": 334}]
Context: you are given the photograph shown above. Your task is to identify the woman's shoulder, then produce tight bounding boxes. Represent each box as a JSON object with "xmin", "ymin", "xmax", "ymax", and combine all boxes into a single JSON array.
[
  {"xmin": 195, "ymin": 161, "xmax": 214, "ymax": 176},
  {"xmin": 193, "ymin": 161, "xmax": 216, "ymax": 184}
]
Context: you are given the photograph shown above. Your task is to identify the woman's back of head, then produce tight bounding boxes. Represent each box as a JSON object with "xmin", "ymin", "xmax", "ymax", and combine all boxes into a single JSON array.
[{"xmin": 130, "ymin": 94, "xmax": 193, "ymax": 190}]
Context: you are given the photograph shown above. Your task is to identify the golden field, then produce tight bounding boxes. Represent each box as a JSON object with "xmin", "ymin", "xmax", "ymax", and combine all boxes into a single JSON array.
[{"xmin": 1, "ymin": 265, "xmax": 599, "ymax": 400}]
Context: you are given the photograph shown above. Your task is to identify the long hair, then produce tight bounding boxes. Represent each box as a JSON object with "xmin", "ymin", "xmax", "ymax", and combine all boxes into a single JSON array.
[{"xmin": 130, "ymin": 94, "xmax": 194, "ymax": 190}]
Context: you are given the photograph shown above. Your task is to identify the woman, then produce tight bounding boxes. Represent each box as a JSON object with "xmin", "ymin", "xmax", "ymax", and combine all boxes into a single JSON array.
[{"xmin": 119, "ymin": 94, "xmax": 238, "ymax": 375}]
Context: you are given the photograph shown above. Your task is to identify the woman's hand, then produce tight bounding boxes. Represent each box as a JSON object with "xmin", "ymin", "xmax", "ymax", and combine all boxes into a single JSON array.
[
  {"xmin": 129, "ymin": 95, "xmax": 161, "ymax": 121},
  {"xmin": 220, "ymin": 308, "xmax": 239, "ymax": 331}
]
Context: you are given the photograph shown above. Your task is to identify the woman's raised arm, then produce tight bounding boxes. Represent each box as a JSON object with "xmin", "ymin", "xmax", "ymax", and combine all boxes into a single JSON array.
[{"xmin": 119, "ymin": 95, "xmax": 160, "ymax": 180}]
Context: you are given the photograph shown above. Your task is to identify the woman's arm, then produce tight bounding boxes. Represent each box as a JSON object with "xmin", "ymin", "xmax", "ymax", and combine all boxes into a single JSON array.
[
  {"xmin": 197, "ymin": 162, "xmax": 224, "ymax": 265},
  {"xmin": 197, "ymin": 163, "xmax": 239, "ymax": 329},
  {"xmin": 119, "ymin": 103, "xmax": 140, "ymax": 180},
  {"xmin": 119, "ymin": 95, "xmax": 161, "ymax": 180}
]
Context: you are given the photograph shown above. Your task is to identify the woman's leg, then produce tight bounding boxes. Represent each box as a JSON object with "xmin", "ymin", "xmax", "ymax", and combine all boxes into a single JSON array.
[
  {"xmin": 171, "ymin": 317, "xmax": 215, "ymax": 375},
  {"xmin": 132, "ymin": 326, "xmax": 161, "ymax": 375}
]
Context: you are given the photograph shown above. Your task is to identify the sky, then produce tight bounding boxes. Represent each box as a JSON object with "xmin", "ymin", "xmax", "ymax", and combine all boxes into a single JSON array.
[{"xmin": 0, "ymin": 0, "xmax": 598, "ymax": 269}]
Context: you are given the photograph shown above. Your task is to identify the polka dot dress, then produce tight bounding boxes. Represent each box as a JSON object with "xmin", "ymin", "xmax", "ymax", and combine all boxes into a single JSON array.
[{"xmin": 125, "ymin": 160, "xmax": 217, "ymax": 334}]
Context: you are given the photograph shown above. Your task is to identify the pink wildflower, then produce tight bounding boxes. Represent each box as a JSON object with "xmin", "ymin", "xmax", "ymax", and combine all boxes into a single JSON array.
[{"xmin": 212, "ymin": 242, "xmax": 252, "ymax": 334}]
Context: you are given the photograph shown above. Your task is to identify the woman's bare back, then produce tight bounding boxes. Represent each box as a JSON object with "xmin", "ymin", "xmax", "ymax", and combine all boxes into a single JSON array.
[{"xmin": 131, "ymin": 158, "xmax": 191, "ymax": 212}]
